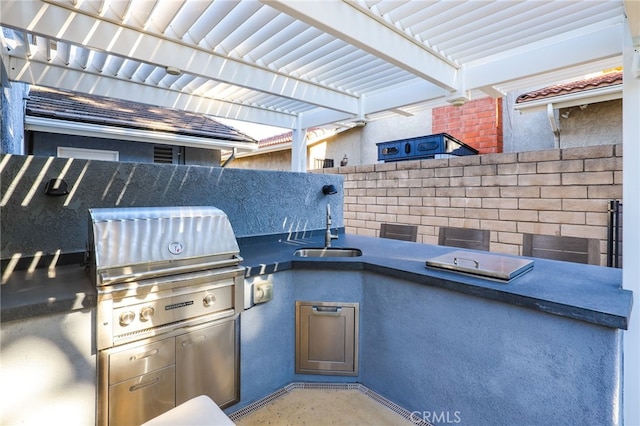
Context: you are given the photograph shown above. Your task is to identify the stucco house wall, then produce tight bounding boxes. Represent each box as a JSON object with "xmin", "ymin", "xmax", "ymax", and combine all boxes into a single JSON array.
[{"xmin": 232, "ymin": 94, "xmax": 621, "ymax": 171}]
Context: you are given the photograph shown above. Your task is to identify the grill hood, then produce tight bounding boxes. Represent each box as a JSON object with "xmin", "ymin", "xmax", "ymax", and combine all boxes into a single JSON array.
[{"xmin": 88, "ymin": 206, "xmax": 242, "ymax": 286}]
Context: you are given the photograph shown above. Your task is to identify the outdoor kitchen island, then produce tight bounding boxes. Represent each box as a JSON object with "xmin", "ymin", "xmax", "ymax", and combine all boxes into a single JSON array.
[
  {"xmin": 1, "ymin": 233, "xmax": 632, "ymax": 426},
  {"xmin": 236, "ymin": 233, "xmax": 631, "ymax": 426}
]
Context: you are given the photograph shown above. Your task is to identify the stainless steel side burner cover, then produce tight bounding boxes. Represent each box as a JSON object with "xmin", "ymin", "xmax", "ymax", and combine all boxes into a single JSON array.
[{"xmin": 425, "ymin": 250, "xmax": 534, "ymax": 282}]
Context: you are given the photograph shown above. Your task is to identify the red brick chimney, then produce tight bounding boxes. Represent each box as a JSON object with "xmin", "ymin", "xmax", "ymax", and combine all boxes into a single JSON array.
[{"xmin": 432, "ymin": 97, "xmax": 503, "ymax": 154}]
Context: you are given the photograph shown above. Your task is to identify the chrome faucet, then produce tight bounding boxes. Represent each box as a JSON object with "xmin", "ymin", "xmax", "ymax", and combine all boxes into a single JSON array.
[{"xmin": 325, "ymin": 203, "xmax": 339, "ymax": 247}]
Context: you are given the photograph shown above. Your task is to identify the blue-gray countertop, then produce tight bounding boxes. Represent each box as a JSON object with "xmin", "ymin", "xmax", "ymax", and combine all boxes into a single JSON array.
[{"xmin": 1, "ymin": 233, "xmax": 633, "ymax": 329}]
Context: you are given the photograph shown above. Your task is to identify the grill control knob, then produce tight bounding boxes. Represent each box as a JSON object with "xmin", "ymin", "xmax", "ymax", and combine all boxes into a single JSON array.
[
  {"xmin": 139, "ymin": 307, "xmax": 155, "ymax": 322},
  {"xmin": 119, "ymin": 311, "xmax": 135, "ymax": 326},
  {"xmin": 203, "ymin": 294, "xmax": 216, "ymax": 307}
]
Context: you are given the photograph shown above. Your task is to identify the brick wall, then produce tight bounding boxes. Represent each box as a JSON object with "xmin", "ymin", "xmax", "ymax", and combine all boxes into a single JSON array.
[
  {"xmin": 321, "ymin": 144, "xmax": 622, "ymax": 266},
  {"xmin": 432, "ymin": 97, "xmax": 503, "ymax": 154}
]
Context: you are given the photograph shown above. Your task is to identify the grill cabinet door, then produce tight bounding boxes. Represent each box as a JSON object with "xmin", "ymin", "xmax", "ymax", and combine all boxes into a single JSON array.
[{"xmin": 175, "ymin": 317, "xmax": 239, "ymax": 408}]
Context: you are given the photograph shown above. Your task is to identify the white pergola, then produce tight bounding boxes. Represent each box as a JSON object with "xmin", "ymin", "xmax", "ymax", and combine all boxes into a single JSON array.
[
  {"xmin": 0, "ymin": 2, "xmax": 634, "ymax": 154},
  {"xmin": 1, "ymin": 0, "xmax": 639, "ymax": 423}
]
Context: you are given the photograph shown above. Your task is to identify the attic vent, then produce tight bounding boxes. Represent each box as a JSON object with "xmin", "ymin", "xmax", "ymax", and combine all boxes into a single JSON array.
[{"xmin": 154, "ymin": 146, "xmax": 174, "ymax": 163}]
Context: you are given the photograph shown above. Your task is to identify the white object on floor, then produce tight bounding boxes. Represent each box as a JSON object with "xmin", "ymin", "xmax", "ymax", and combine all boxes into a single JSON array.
[{"xmin": 141, "ymin": 395, "xmax": 235, "ymax": 426}]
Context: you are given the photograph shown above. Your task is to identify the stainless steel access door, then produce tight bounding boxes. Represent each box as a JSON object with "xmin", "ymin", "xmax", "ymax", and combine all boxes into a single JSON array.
[
  {"xmin": 296, "ymin": 301, "xmax": 359, "ymax": 376},
  {"xmin": 175, "ymin": 317, "xmax": 239, "ymax": 408}
]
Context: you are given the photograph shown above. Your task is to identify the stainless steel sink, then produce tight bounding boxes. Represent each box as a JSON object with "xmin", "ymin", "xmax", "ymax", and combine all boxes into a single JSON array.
[{"xmin": 293, "ymin": 247, "xmax": 362, "ymax": 258}]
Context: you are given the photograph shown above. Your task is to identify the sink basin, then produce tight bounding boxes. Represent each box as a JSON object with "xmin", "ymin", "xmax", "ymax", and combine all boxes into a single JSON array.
[{"xmin": 293, "ymin": 247, "xmax": 362, "ymax": 258}]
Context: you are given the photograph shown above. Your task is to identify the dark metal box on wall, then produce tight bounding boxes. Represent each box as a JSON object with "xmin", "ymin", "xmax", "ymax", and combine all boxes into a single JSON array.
[{"xmin": 376, "ymin": 133, "xmax": 478, "ymax": 162}]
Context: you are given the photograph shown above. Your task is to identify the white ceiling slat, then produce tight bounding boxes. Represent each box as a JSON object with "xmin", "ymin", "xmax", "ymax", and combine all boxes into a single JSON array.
[
  {"xmin": 239, "ymin": 13, "xmax": 296, "ymax": 60},
  {"xmin": 133, "ymin": 63, "xmax": 154, "ymax": 82},
  {"xmin": 308, "ymin": 48, "xmax": 372, "ymax": 83},
  {"xmin": 158, "ymin": 71, "xmax": 181, "ymax": 89},
  {"xmin": 207, "ymin": 82, "xmax": 237, "ymax": 101},
  {"xmin": 56, "ymin": 41, "xmax": 70, "ymax": 65},
  {"xmin": 33, "ymin": 35, "xmax": 47, "ymax": 59},
  {"xmin": 165, "ymin": 0, "xmax": 212, "ymax": 40},
  {"xmin": 325, "ymin": 59, "xmax": 389, "ymax": 89},
  {"xmin": 192, "ymin": 79, "xmax": 218, "ymax": 98},
  {"xmin": 287, "ymin": 39, "xmax": 346, "ymax": 76},
  {"xmin": 92, "ymin": 51, "xmax": 108, "ymax": 73},
  {"xmin": 125, "ymin": 0, "xmax": 159, "ymax": 29},
  {"xmin": 399, "ymin": 1, "xmax": 478, "ymax": 33},
  {"xmin": 137, "ymin": 0, "xmax": 161, "ymax": 30},
  {"xmin": 442, "ymin": 3, "xmax": 596, "ymax": 62},
  {"xmin": 105, "ymin": 55, "xmax": 124, "ymax": 76},
  {"xmin": 120, "ymin": 0, "xmax": 134, "ymax": 24},
  {"xmin": 145, "ymin": 67, "xmax": 165, "ymax": 86},
  {"xmin": 120, "ymin": 59, "xmax": 139, "ymax": 79},
  {"xmin": 143, "ymin": 0, "xmax": 185, "ymax": 34},
  {"xmin": 46, "ymin": 39, "xmax": 55, "ymax": 61},
  {"xmin": 265, "ymin": 0, "xmax": 459, "ymax": 91},
  {"xmin": 186, "ymin": 1, "xmax": 236, "ymax": 45},
  {"xmin": 411, "ymin": 2, "xmax": 500, "ymax": 41},
  {"xmin": 354, "ymin": 70, "xmax": 412, "ymax": 94},
  {"xmin": 221, "ymin": 6, "xmax": 281, "ymax": 57},
  {"xmin": 426, "ymin": 2, "xmax": 543, "ymax": 59},
  {"xmin": 1, "ymin": 0, "xmax": 359, "ymax": 114},
  {"xmin": 371, "ymin": 0, "xmax": 412, "ymax": 17},
  {"xmin": 73, "ymin": 45, "xmax": 91, "ymax": 69},
  {"xmin": 202, "ymin": 1, "xmax": 262, "ymax": 51},
  {"xmin": 272, "ymin": 33, "xmax": 340, "ymax": 73},
  {"xmin": 259, "ymin": 26, "xmax": 322, "ymax": 69}
]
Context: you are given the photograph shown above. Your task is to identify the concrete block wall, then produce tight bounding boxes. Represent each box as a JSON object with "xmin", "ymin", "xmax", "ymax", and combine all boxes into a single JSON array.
[{"xmin": 319, "ymin": 144, "xmax": 622, "ymax": 265}]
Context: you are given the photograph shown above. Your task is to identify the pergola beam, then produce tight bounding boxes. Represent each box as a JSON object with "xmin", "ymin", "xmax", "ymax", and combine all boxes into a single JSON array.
[
  {"xmin": 0, "ymin": 0, "xmax": 359, "ymax": 115},
  {"xmin": 4, "ymin": 56, "xmax": 298, "ymax": 129}
]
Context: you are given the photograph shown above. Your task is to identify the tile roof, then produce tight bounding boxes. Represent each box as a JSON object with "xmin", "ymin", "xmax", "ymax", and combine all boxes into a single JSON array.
[
  {"xmin": 26, "ymin": 86, "xmax": 256, "ymax": 143},
  {"xmin": 516, "ymin": 71, "xmax": 623, "ymax": 104}
]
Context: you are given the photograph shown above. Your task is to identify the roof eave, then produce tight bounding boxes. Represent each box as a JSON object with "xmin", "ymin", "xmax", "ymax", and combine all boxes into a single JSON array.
[
  {"xmin": 25, "ymin": 116, "xmax": 259, "ymax": 152},
  {"xmin": 514, "ymin": 84, "xmax": 622, "ymax": 114},
  {"xmin": 222, "ymin": 129, "xmax": 341, "ymax": 160}
]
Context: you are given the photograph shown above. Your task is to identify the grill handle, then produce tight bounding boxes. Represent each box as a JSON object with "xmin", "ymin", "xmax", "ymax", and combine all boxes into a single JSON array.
[
  {"xmin": 453, "ymin": 257, "xmax": 480, "ymax": 268},
  {"xmin": 312, "ymin": 306, "xmax": 343, "ymax": 316},
  {"xmin": 99, "ymin": 255, "xmax": 243, "ymax": 285},
  {"xmin": 129, "ymin": 377, "xmax": 160, "ymax": 392}
]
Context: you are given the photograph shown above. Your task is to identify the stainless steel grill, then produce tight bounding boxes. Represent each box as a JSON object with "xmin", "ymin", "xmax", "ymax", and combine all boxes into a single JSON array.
[
  {"xmin": 88, "ymin": 206, "xmax": 244, "ymax": 426},
  {"xmin": 88, "ymin": 206, "xmax": 242, "ymax": 287}
]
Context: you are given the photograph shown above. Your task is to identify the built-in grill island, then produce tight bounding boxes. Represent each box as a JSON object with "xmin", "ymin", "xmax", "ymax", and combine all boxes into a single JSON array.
[{"xmin": 88, "ymin": 206, "xmax": 244, "ymax": 426}]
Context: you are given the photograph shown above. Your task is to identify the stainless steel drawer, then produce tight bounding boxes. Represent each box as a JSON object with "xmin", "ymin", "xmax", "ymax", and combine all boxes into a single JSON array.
[
  {"xmin": 109, "ymin": 338, "xmax": 175, "ymax": 384},
  {"xmin": 109, "ymin": 365, "xmax": 176, "ymax": 426}
]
